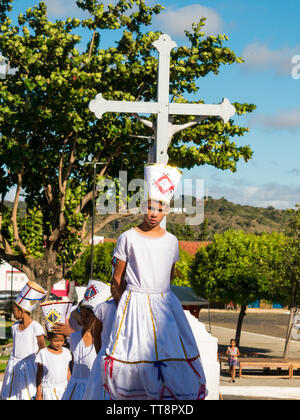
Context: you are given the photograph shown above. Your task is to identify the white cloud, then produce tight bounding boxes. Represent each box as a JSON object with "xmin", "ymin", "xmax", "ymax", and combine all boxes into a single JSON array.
[
  {"xmin": 44, "ymin": 0, "xmax": 88, "ymax": 19},
  {"xmin": 209, "ymin": 182, "xmax": 300, "ymax": 209},
  {"xmin": 153, "ymin": 4, "xmax": 223, "ymax": 37},
  {"xmin": 249, "ymin": 108, "xmax": 300, "ymax": 132},
  {"xmin": 242, "ymin": 42, "xmax": 300, "ymax": 76}
]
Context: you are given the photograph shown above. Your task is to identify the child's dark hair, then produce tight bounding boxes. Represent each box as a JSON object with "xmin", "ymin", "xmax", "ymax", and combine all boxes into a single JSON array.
[
  {"xmin": 79, "ymin": 305, "xmax": 95, "ymax": 316},
  {"xmin": 47, "ymin": 331, "xmax": 65, "ymax": 340}
]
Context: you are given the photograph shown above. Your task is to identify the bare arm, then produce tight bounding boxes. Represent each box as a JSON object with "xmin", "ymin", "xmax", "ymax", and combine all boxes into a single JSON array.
[
  {"xmin": 170, "ymin": 263, "xmax": 176, "ymax": 282},
  {"xmin": 94, "ymin": 318, "xmax": 103, "ymax": 354},
  {"xmin": 67, "ymin": 365, "xmax": 72, "ymax": 382},
  {"xmin": 35, "ymin": 363, "xmax": 43, "ymax": 400},
  {"xmin": 37, "ymin": 335, "xmax": 46, "ymax": 350},
  {"xmin": 111, "ymin": 258, "xmax": 127, "ymax": 301}
]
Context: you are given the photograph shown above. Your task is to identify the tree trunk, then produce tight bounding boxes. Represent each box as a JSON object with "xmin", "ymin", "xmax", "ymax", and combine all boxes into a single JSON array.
[
  {"xmin": 27, "ymin": 251, "xmax": 64, "ymax": 325},
  {"xmin": 235, "ymin": 304, "xmax": 247, "ymax": 347},
  {"xmin": 283, "ymin": 307, "xmax": 297, "ymax": 359}
]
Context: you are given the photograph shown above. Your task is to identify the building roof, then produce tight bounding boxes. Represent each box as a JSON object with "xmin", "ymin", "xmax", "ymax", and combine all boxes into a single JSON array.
[
  {"xmin": 170, "ymin": 285, "xmax": 209, "ymax": 306},
  {"xmin": 178, "ymin": 241, "xmax": 211, "ymax": 256}
]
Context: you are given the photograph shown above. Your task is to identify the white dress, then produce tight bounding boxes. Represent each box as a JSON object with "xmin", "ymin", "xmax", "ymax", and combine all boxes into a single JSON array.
[
  {"xmin": 82, "ymin": 299, "xmax": 117, "ymax": 400},
  {"xmin": 62, "ymin": 330, "xmax": 97, "ymax": 400},
  {"xmin": 100, "ymin": 228, "xmax": 206, "ymax": 400},
  {"xmin": 0, "ymin": 321, "xmax": 45, "ymax": 400},
  {"xmin": 35, "ymin": 347, "xmax": 72, "ymax": 400}
]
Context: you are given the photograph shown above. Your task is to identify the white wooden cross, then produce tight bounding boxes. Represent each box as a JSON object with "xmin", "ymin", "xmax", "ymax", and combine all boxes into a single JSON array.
[{"xmin": 89, "ymin": 34, "xmax": 236, "ymax": 165}]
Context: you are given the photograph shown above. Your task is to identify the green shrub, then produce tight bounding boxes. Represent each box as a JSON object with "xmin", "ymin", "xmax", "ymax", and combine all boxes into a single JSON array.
[
  {"xmin": 70, "ymin": 241, "xmax": 115, "ymax": 285},
  {"xmin": 172, "ymin": 248, "xmax": 194, "ymax": 287}
]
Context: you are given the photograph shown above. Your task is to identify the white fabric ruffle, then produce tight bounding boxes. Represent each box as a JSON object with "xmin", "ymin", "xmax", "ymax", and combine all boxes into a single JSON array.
[
  {"xmin": 62, "ymin": 377, "xmax": 88, "ymax": 400},
  {"xmin": 82, "ymin": 351, "xmax": 110, "ymax": 400},
  {"xmin": 0, "ymin": 354, "xmax": 37, "ymax": 400},
  {"xmin": 40, "ymin": 383, "xmax": 67, "ymax": 400}
]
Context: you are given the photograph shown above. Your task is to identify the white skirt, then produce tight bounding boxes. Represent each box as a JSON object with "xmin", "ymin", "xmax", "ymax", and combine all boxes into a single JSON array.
[
  {"xmin": 41, "ymin": 383, "xmax": 67, "ymax": 400},
  {"xmin": 62, "ymin": 377, "xmax": 88, "ymax": 400},
  {"xmin": 82, "ymin": 351, "xmax": 110, "ymax": 400},
  {"xmin": 101, "ymin": 286, "xmax": 206, "ymax": 400},
  {"xmin": 0, "ymin": 355, "xmax": 37, "ymax": 400}
]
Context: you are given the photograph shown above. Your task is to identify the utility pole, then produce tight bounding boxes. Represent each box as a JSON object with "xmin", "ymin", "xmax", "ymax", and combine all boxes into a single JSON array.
[{"xmin": 85, "ymin": 161, "xmax": 108, "ymax": 280}]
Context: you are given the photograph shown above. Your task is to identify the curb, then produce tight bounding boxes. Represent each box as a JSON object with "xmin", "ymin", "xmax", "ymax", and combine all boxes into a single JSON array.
[{"xmin": 220, "ymin": 386, "xmax": 300, "ymax": 400}]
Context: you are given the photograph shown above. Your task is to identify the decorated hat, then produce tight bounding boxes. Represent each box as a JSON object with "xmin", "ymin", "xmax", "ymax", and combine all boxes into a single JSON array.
[
  {"xmin": 81, "ymin": 279, "xmax": 111, "ymax": 311},
  {"xmin": 15, "ymin": 281, "xmax": 46, "ymax": 313},
  {"xmin": 144, "ymin": 163, "xmax": 182, "ymax": 205},
  {"xmin": 41, "ymin": 300, "xmax": 73, "ymax": 332}
]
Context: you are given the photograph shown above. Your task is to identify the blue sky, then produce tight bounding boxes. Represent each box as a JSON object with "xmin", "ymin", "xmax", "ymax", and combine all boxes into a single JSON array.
[{"xmin": 4, "ymin": 0, "xmax": 300, "ymax": 209}]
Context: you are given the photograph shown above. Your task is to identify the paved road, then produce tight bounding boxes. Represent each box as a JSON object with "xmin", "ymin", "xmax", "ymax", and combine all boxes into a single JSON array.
[{"xmin": 199, "ymin": 309, "xmax": 291, "ymax": 340}]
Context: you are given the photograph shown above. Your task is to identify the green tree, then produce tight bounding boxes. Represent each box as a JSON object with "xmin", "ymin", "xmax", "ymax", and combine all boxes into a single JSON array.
[
  {"xmin": 172, "ymin": 248, "xmax": 193, "ymax": 287},
  {"xmin": 260, "ymin": 206, "xmax": 300, "ymax": 357},
  {"xmin": 166, "ymin": 223, "xmax": 195, "ymax": 240},
  {"xmin": 0, "ymin": 0, "xmax": 255, "ymax": 294},
  {"xmin": 199, "ymin": 217, "xmax": 209, "ymax": 240},
  {"xmin": 70, "ymin": 241, "xmax": 115, "ymax": 285},
  {"xmin": 190, "ymin": 229, "xmax": 287, "ymax": 346}
]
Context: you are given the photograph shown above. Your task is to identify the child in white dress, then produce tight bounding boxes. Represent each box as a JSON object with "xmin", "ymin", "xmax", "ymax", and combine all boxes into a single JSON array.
[
  {"xmin": 0, "ymin": 282, "xmax": 46, "ymax": 400},
  {"xmin": 83, "ymin": 296, "xmax": 118, "ymax": 400},
  {"xmin": 35, "ymin": 332, "xmax": 72, "ymax": 400},
  {"xmin": 62, "ymin": 305, "xmax": 97, "ymax": 400}
]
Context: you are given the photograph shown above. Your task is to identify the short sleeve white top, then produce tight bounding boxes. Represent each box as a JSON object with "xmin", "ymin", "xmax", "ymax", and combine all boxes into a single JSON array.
[
  {"xmin": 94, "ymin": 299, "xmax": 117, "ymax": 350},
  {"xmin": 114, "ymin": 228, "xmax": 179, "ymax": 291},
  {"xmin": 68, "ymin": 330, "xmax": 97, "ymax": 379},
  {"xmin": 11, "ymin": 320, "xmax": 45, "ymax": 360},
  {"xmin": 35, "ymin": 347, "xmax": 72, "ymax": 386}
]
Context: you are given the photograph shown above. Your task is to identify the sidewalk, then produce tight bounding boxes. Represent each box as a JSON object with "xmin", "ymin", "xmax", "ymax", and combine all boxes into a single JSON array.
[{"xmin": 210, "ymin": 324, "xmax": 300, "ymax": 400}]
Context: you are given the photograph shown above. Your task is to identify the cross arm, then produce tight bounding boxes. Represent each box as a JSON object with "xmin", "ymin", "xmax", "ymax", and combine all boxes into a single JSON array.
[
  {"xmin": 169, "ymin": 98, "xmax": 236, "ymax": 123},
  {"xmin": 89, "ymin": 93, "xmax": 159, "ymax": 119}
]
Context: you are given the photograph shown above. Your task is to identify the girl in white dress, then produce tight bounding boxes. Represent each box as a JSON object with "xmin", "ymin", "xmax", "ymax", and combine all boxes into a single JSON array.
[
  {"xmin": 83, "ymin": 296, "xmax": 117, "ymax": 400},
  {"xmin": 35, "ymin": 332, "xmax": 72, "ymax": 400},
  {"xmin": 101, "ymin": 199, "xmax": 206, "ymax": 400},
  {"xmin": 62, "ymin": 306, "xmax": 97, "ymax": 400},
  {"xmin": 0, "ymin": 282, "xmax": 46, "ymax": 401}
]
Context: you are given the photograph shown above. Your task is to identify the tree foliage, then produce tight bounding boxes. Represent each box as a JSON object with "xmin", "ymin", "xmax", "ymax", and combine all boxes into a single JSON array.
[
  {"xmin": 0, "ymin": 0, "xmax": 255, "ymax": 291},
  {"xmin": 189, "ymin": 229, "xmax": 287, "ymax": 344},
  {"xmin": 190, "ymin": 229, "xmax": 287, "ymax": 305},
  {"xmin": 261, "ymin": 205, "xmax": 300, "ymax": 307},
  {"xmin": 172, "ymin": 248, "xmax": 193, "ymax": 287},
  {"xmin": 70, "ymin": 241, "xmax": 115, "ymax": 285}
]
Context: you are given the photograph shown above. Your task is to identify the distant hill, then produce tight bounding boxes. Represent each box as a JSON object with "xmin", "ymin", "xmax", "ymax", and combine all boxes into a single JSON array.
[
  {"xmin": 98, "ymin": 197, "xmax": 295, "ymax": 240},
  {"xmin": 5, "ymin": 197, "xmax": 295, "ymax": 241},
  {"xmin": 201, "ymin": 197, "xmax": 294, "ymax": 239}
]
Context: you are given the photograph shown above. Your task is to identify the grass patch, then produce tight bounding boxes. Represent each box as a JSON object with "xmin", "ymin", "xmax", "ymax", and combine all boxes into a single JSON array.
[{"xmin": 0, "ymin": 364, "xmax": 7, "ymax": 373}]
